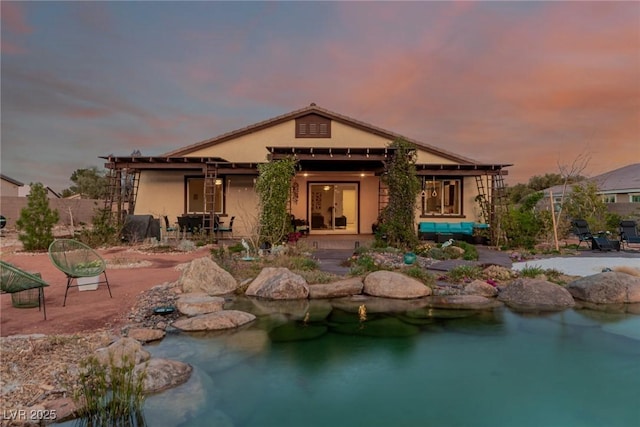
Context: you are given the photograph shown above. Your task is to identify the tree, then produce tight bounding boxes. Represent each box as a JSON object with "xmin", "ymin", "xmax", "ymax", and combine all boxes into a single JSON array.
[
  {"xmin": 502, "ymin": 191, "xmax": 546, "ymax": 249},
  {"xmin": 255, "ymin": 157, "xmax": 297, "ymax": 246},
  {"xmin": 507, "ymin": 173, "xmax": 585, "ymax": 205},
  {"xmin": 563, "ymin": 181, "xmax": 609, "ymax": 232},
  {"xmin": 61, "ymin": 167, "xmax": 108, "ymax": 199},
  {"xmin": 16, "ymin": 182, "xmax": 60, "ymax": 250},
  {"xmin": 378, "ymin": 138, "xmax": 421, "ymax": 250}
]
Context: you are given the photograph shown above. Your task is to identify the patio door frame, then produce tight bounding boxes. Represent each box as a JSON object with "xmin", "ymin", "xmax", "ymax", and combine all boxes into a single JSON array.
[{"xmin": 308, "ymin": 181, "xmax": 359, "ymax": 234}]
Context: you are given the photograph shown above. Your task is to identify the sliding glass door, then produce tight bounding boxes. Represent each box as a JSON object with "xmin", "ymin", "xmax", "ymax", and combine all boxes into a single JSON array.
[{"xmin": 309, "ymin": 183, "xmax": 358, "ymax": 233}]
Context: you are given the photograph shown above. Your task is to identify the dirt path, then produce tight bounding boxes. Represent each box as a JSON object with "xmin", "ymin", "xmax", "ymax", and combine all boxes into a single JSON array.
[{"xmin": 1, "ymin": 245, "xmax": 212, "ymax": 337}]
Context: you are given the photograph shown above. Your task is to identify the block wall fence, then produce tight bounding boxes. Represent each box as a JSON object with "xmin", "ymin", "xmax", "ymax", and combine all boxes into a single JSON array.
[{"xmin": 0, "ymin": 197, "xmax": 101, "ymax": 230}]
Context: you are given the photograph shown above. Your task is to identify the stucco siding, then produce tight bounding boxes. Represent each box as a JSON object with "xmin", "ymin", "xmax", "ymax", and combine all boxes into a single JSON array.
[
  {"xmin": 224, "ymin": 176, "xmax": 259, "ymax": 238},
  {"xmin": 415, "ymin": 150, "xmax": 458, "ymax": 164},
  {"xmin": 134, "ymin": 170, "xmax": 186, "ymax": 223},
  {"xmin": 183, "ymin": 120, "xmax": 457, "ymax": 165}
]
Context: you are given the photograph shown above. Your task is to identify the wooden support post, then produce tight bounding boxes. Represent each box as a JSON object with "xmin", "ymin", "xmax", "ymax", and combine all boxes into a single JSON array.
[{"xmin": 549, "ymin": 189, "xmax": 559, "ymax": 251}]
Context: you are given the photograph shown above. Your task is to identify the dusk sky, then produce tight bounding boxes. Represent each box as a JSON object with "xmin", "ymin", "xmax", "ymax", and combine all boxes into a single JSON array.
[{"xmin": 2, "ymin": 1, "xmax": 639, "ymax": 192}]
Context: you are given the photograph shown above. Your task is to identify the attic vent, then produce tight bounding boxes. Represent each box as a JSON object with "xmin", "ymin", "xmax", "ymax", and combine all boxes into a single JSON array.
[{"xmin": 295, "ymin": 114, "xmax": 331, "ymax": 138}]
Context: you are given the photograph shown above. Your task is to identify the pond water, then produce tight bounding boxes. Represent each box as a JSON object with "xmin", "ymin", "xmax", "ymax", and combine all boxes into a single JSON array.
[{"xmin": 139, "ymin": 303, "xmax": 640, "ymax": 427}]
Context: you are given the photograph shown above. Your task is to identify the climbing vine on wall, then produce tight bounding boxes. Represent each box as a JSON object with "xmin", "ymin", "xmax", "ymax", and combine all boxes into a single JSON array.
[
  {"xmin": 255, "ymin": 157, "xmax": 297, "ymax": 246},
  {"xmin": 379, "ymin": 138, "xmax": 420, "ymax": 250}
]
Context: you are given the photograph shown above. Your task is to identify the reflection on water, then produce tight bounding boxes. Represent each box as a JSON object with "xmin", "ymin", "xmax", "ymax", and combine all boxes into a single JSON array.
[{"xmin": 139, "ymin": 300, "xmax": 640, "ymax": 427}]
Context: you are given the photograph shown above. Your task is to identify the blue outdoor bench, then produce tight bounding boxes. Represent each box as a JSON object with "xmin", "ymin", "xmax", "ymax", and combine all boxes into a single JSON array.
[{"xmin": 418, "ymin": 221, "xmax": 489, "ymax": 243}]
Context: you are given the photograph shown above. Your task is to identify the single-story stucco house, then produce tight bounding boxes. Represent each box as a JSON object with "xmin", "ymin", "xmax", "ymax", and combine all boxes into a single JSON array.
[
  {"xmin": 542, "ymin": 163, "xmax": 640, "ymax": 217},
  {"xmin": 102, "ymin": 104, "xmax": 511, "ymax": 238}
]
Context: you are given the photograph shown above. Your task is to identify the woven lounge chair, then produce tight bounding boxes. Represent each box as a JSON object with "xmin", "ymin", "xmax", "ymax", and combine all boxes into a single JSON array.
[
  {"xmin": 48, "ymin": 239, "xmax": 112, "ymax": 306},
  {"xmin": 0, "ymin": 260, "xmax": 48, "ymax": 319}
]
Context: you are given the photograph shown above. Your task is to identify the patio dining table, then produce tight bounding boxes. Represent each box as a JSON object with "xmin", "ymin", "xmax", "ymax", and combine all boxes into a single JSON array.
[{"xmin": 177, "ymin": 214, "xmax": 222, "ymax": 238}]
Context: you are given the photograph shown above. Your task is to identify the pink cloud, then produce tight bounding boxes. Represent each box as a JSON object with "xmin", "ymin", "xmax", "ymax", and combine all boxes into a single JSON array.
[
  {"xmin": 1, "ymin": 2, "xmax": 32, "ymax": 54},
  {"xmin": 1, "ymin": 2, "xmax": 32, "ymax": 34}
]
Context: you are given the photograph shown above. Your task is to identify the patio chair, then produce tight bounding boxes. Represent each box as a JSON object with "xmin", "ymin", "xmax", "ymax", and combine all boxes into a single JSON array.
[
  {"xmin": 163, "ymin": 216, "xmax": 178, "ymax": 240},
  {"xmin": 619, "ymin": 220, "xmax": 640, "ymax": 249},
  {"xmin": 48, "ymin": 239, "xmax": 112, "ymax": 306},
  {"xmin": 571, "ymin": 219, "xmax": 593, "ymax": 249},
  {"xmin": 218, "ymin": 216, "xmax": 235, "ymax": 239},
  {"xmin": 0, "ymin": 261, "xmax": 48, "ymax": 319}
]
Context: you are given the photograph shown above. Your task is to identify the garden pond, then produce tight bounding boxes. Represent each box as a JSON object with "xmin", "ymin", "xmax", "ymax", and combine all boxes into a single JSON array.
[{"xmin": 139, "ymin": 299, "xmax": 640, "ymax": 427}]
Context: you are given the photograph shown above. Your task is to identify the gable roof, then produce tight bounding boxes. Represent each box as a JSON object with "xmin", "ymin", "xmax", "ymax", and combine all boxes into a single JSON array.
[
  {"xmin": 544, "ymin": 163, "xmax": 640, "ymax": 196},
  {"xmin": 0, "ymin": 174, "xmax": 24, "ymax": 187},
  {"xmin": 162, "ymin": 103, "xmax": 482, "ymax": 165}
]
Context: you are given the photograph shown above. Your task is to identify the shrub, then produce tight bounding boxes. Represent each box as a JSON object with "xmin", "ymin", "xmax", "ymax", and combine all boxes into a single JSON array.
[
  {"xmin": 519, "ymin": 265, "xmax": 546, "ymax": 278},
  {"xmin": 227, "ymin": 242, "xmax": 245, "ymax": 253},
  {"xmin": 76, "ymin": 208, "xmax": 120, "ymax": 247},
  {"xmin": 349, "ymin": 254, "xmax": 380, "ymax": 276},
  {"xmin": 427, "ymin": 247, "xmax": 446, "ymax": 260},
  {"xmin": 447, "ymin": 265, "xmax": 483, "ymax": 283},
  {"xmin": 503, "ymin": 192, "xmax": 546, "ymax": 249},
  {"xmin": 298, "ymin": 270, "xmax": 340, "ymax": 284},
  {"xmin": 277, "ymin": 255, "xmax": 318, "ymax": 271},
  {"xmin": 16, "ymin": 182, "xmax": 60, "ymax": 251},
  {"xmin": 403, "ymin": 266, "xmax": 435, "ymax": 286},
  {"xmin": 456, "ymin": 241, "xmax": 478, "ymax": 260}
]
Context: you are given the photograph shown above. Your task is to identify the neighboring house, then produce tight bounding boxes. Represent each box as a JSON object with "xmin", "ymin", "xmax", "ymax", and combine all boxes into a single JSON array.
[
  {"xmin": 543, "ymin": 163, "xmax": 640, "ymax": 217},
  {"xmin": 0, "ymin": 174, "xmax": 24, "ymax": 197},
  {"xmin": 103, "ymin": 104, "xmax": 511, "ymax": 237},
  {"xmin": 18, "ymin": 185, "xmax": 61, "ymax": 199}
]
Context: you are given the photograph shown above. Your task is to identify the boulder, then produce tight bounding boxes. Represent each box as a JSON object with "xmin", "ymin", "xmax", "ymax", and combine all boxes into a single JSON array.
[
  {"xmin": 309, "ymin": 277, "xmax": 364, "ymax": 299},
  {"xmin": 245, "ymin": 267, "xmax": 309, "ymax": 300},
  {"xmin": 172, "ymin": 310, "xmax": 256, "ymax": 331},
  {"xmin": 94, "ymin": 337, "xmax": 151, "ymax": 367},
  {"xmin": 498, "ymin": 278, "xmax": 575, "ymax": 311},
  {"xmin": 136, "ymin": 358, "xmax": 193, "ymax": 393},
  {"xmin": 176, "ymin": 293, "xmax": 225, "ymax": 316},
  {"xmin": 464, "ymin": 279, "xmax": 498, "ymax": 298},
  {"xmin": 363, "ymin": 270, "xmax": 432, "ymax": 299},
  {"xmin": 127, "ymin": 327, "xmax": 166, "ymax": 343},
  {"xmin": 176, "ymin": 257, "xmax": 239, "ymax": 295},
  {"xmin": 566, "ymin": 272, "xmax": 640, "ymax": 304},
  {"xmin": 43, "ymin": 398, "xmax": 77, "ymax": 423}
]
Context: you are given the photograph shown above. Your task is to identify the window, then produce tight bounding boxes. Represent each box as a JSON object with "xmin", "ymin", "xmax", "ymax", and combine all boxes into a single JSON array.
[
  {"xmin": 187, "ymin": 177, "xmax": 223, "ymax": 213},
  {"xmin": 296, "ymin": 114, "xmax": 331, "ymax": 138},
  {"xmin": 421, "ymin": 178, "xmax": 461, "ymax": 216},
  {"xmin": 630, "ymin": 194, "xmax": 640, "ymax": 203},
  {"xmin": 602, "ymin": 195, "xmax": 616, "ymax": 204}
]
